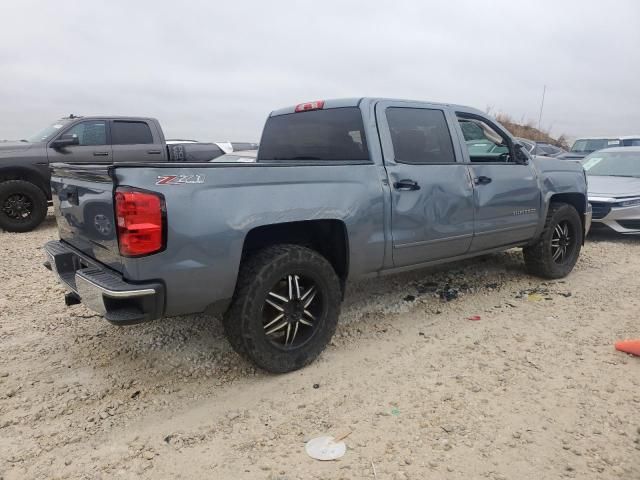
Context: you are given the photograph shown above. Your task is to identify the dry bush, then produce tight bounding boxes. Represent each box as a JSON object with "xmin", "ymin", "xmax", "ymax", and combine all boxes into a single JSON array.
[{"xmin": 494, "ymin": 112, "xmax": 570, "ymax": 150}]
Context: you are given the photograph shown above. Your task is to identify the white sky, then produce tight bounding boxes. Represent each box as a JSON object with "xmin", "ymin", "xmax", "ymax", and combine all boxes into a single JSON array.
[{"xmin": 1, "ymin": 0, "xmax": 639, "ymax": 142}]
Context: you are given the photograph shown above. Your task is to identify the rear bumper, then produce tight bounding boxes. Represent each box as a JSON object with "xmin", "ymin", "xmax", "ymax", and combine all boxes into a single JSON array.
[{"xmin": 43, "ymin": 240, "xmax": 164, "ymax": 325}]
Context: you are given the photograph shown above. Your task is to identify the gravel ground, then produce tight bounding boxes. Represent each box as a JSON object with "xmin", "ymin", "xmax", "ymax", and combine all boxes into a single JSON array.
[{"xmin": 1, "ymin": 210, "xmax": 639, "ymax": 479}]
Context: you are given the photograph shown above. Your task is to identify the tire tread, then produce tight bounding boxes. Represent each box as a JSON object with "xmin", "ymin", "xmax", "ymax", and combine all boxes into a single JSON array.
[
  {"xmin": 523, "ymin": 202, "xmax": 582, "ymax": 279},
  {"xmin": 222, "ymin": 244, "xmax": 341, "ymax": 373},
  {"xmin": 0, "ymin": 180, "xmax": 48, "ymax": 232}
]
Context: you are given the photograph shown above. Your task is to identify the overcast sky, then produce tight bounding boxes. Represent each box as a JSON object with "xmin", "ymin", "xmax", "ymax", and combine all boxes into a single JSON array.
[{"xmin": 1, "ymin": 0, "xmax": 638, "ymax": 142}]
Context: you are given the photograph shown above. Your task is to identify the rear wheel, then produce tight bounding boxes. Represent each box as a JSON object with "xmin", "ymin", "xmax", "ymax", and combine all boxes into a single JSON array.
[
  {"xmin": 523, "ymin": 202, "xmax": 582, "ymax": 279},
  {"xmin": 223, "ymin": 244, "xmax": 341, "ymax": 373},
  {"xmin": 0, "ymin": 180, "xmax": 48, "ymax": 232}
]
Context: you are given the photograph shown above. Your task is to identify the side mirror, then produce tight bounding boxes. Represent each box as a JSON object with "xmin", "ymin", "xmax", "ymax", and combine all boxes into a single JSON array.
[
  {"xmin": 51, "ymin": 134, "xmax": 79, "ymax": 149},
  {"xmin": 513, "ymin": 143, "xmax": 529, "ymax": 165}
]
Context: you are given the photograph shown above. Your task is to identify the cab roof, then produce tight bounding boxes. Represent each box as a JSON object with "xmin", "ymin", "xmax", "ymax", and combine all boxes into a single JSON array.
[{"xmin": 269, "ymin": 97, "xmax": 485, "ymax": 117}]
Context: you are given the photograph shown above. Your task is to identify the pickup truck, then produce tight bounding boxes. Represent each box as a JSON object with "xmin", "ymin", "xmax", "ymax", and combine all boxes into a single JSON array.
[
  {"xmin": 43, "ymin": 98, "xmax": 592, "ymax": 373},
  {"xmin": 0, "ymin": 116, "xmax": 227, "ymax": 232}
]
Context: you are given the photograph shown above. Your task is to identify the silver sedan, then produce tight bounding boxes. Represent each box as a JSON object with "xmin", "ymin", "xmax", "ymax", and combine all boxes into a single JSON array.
[{"xmin": 583, "ymin": 146, "xmax": 640, "ymax": 234}]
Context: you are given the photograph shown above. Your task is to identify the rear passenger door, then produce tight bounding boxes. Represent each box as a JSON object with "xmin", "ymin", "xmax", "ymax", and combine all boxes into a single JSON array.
[
  {"xmin": 111, "ymin": 120, "xmax": 166, "ymax": 162},
  {"xmin": 376, "ymin": 101, "xmax": 475, "ymax": 267}
]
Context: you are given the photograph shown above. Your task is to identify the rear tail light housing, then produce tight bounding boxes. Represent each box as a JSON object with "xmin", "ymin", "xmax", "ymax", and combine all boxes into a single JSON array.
[
  {"xmin": 294, "ymin": 100, "xmax": 325, "ymax": 112},
  {"xmin": 114, "ymin": 187, "xmax": 166, "ymax": 257}
]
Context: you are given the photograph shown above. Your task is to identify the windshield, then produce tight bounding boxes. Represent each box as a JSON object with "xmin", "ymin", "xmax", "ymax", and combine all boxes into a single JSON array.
[
  {"xmin": 571, "ymin": 138, "xmax": 620, "ymax": 153},
  {"xmin": 25, "ymin": 120, "xmax": 70, "ymax": 143},
  {"xmin": 582, "ymin": 151, "xmax": 640, "ymax": 177}
]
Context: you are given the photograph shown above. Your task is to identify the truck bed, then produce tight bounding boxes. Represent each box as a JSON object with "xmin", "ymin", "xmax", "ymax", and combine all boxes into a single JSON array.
[{"xmin": 49, "ymin": 160, "xmax": 387, "ymax": 316}]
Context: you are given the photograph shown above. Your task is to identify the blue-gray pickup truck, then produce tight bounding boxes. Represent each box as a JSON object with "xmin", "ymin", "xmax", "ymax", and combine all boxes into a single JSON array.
[{"xmin": 44, "ymin": 98, "xmax": 592, "ymax": 373}]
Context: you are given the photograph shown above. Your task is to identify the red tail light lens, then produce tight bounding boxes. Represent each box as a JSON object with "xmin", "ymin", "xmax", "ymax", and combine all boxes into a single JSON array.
[
  {"xmin": 114, "ymin": 188, "xmax": 165, "ymax": 257},
  {"xmin": 294, "ymin": 100, "xmax": 325, "ymax": 112}
]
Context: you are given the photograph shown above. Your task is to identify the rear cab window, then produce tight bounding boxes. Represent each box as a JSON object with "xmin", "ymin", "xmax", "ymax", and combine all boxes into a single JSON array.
[
  {"xmin": 111, "ymin": 121, "xmax": 154, "ymax": 145},
  {"xmin": 257, "ymin": 107, "xmax": 369, "ymax": 161}
]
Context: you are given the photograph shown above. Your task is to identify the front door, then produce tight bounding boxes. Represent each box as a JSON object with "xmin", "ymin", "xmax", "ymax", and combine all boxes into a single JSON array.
[
  {"xmin": 47, "ymin": 119, "xmax": 112, "ymax": 163},
  {"xmin": 454, "ymin": 112, "xmax": 540, "ymax": 251},
  {"xmin": 376, "ymin": 101, "xmax": 475, "ymax": 268}
]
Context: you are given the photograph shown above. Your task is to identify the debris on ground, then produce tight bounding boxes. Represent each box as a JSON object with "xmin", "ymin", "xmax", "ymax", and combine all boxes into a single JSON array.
[
  {"xmin": 439, "ymin": 286, "xmax": 459, "ymax": 302},
  {"xmin": 305, "ymin": 432, "xmax": 349, "ymax": 461},
  {"xmin": 2, "ymin": 214, "xmax": 639, "ymax": 478}
]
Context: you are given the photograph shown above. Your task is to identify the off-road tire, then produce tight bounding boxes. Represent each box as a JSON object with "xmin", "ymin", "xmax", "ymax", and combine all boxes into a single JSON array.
[
  {"xmin": 223, "ymin": 244, "xmax": 341, "ymax": 373},
  {"xmin": 0, "ymin": 180, "xmax": 48, "ymax": 232},
  {"xmin": 523, "ymin": 202, "xmax": 582, "ymax": 279}
]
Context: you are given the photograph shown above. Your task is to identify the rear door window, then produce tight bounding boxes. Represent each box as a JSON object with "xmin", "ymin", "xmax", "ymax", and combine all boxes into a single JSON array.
[
  {"xmin": 257, "ymin": 107, "xmax": 369, "ymax": 161},
  {"xmin": 386, "ymin": 108, "xmax": 456, "ymax": 164},
  {"xmin": 111, "ymin": 121, "xmax": 154, "ymax": 145}
]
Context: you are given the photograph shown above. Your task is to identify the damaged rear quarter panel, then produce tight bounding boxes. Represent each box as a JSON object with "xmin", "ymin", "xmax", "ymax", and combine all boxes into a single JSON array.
[{"xmin": 114, "ymin": 163, "xmax": 386, "ymax": 316}]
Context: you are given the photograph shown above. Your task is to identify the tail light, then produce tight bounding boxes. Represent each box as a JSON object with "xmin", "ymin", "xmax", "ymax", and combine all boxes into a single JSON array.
[
  {"xmin": 114, "ymin": 188, "xmax": 165, "ymax": 257},
  {"xmin": 294, "ymin": 100, "xmax": 324, "ymax": 112}
]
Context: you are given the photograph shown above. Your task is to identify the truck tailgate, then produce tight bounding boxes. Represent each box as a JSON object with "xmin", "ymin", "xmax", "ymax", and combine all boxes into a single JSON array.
[{"xmin": 50, "ymin": 164, "xmax": 123, "ymax": 272}]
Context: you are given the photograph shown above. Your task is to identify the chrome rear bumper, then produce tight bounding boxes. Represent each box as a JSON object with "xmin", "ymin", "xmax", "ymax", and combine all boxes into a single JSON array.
[{"xmin": 43, "ymin": 240, "xmax": 164, "ymax": 324}]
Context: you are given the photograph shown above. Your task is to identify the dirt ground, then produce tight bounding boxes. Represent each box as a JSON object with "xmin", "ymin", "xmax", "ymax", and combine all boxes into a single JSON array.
[{"xmin": 1, "ymin": 211, "xmax": 639, "ymax": 480}]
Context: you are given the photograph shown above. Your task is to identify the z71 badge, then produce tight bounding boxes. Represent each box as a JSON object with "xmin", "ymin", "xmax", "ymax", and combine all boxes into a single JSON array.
[{"xmin": 156, "ymin": 174, "xmax": 205, "ymax": 185}]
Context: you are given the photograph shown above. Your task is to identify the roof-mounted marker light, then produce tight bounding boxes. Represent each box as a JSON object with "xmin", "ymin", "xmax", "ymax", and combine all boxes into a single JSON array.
[{"xmin": 294, "ymin": 100, "xmax": 325, "ymax": 112}]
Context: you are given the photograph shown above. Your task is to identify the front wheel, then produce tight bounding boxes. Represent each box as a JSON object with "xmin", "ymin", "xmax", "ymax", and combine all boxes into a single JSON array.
[
  {"xmin": 0, "ymin": 180, "xmax": 48, "ymax": 232},
  {"xmin": 223, "ymin": 245, "xmax": 342, "ymax": 373},
  {"xmin": 523, "ymin": 202, "xmax": 583, "ymax": 279}
]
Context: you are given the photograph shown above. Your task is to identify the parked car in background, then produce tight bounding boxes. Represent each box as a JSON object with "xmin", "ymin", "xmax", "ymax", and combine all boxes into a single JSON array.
[
  {"xmin": 166, "ymin": 139, "xmax": 198, "ymax": 144},
  {"xmin": 620, "ymin": 136, "xmax": 640, "ymax": 147},
  {"xmin": 210, "ymin": 142, "xmax": 259, "ymax": 154},
  {"xmin": 559, "ymin": 137, "xmax": 622, "ymax": 160},
  {"xmin": 532, "ymin": 142, "xmax": 566, "ymax": 157},
  {"xmin": 583, "ymin": 146, "xmax": 640, "ymax": 234},
  {"xmin": 558, "ymin": 136, "xmax": 640, "ymax": 160},
  {"xmin": 229, "ymin": 142, "xmax": 259, "ymax": 152},
  {"xmin": 466, "ymin": 136, "xmax": 565, "ymax": 159},
  {"xmin": 0, "ymin": 115, "xmax": 228, "ymax": 232},
  {"xmin": 167, "ymin": 140, "xmax": 259, "ymax": 153},
  {"xmin": 210, "ymin": 149, "xmax": 257, "ymax": 162},
  {"xmin": 44, "ymin": 97, "xmax": 590, "ymax": 373},
  {"xmin": 515, "ymin": 138, "xmax": 566, "ymax": 157}
]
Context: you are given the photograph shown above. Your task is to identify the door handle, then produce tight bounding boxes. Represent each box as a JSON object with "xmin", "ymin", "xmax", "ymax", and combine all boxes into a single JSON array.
[
  {"xmin": 147, "ymin": 149, "xmax": 162, "ymax": 154},
  {"xmin": 93, "ymin": 151, "xmax": 109, "ymax": 157},
  {"xmin": 393, "ymin": 179, "xmax": 420, "ymax": 191},
  {"xmin": 474, "ymin": 176, "xmax": 492, "ymax": 185}
]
